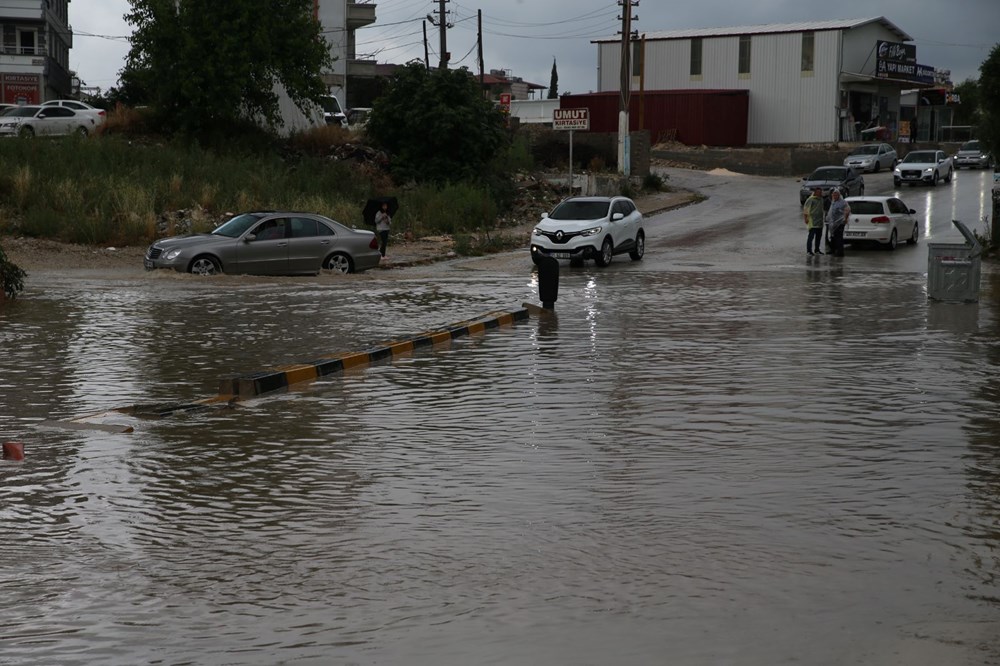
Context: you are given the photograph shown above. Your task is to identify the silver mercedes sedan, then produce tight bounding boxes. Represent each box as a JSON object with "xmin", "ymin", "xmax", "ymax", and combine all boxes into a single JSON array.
[{"xmin": 144, "ymin": 211, "xmax": 382, "ymax": 275}]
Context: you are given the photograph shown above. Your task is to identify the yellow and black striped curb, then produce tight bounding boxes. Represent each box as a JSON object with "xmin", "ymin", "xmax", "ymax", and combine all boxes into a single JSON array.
[
  {"xmin": 54, "ymin": 308, "xmax": 529, "ymax": 429},
  {"xmin": 218, "ymin": 308, "xmax": 528, "ymax": 400}
]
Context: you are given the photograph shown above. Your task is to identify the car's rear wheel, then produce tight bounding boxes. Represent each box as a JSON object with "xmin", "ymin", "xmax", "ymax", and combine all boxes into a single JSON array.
[
  {"xmin": 324, "ymin": 252, "xmax": 354, "ymax": 273},
  {"xmin": 189, "ymin": 255, "xmax": 221, "ymax": 275},
  {"xmin": 594, "ymin": 237, "xmax": 614, "ymax": 267},
  {"xmin": 76, "ymin": 126, "xmax": 88, "ymax": 136},
  {"xmin": 629, "ymin": 231, "xmax": 645, "ymax": 261},
  {"xmin": 886, "ymin": 229, "xmax": 898, "ymax": 251},
  {"xmin": 907, "ymin": 223, "xmax": 919, "ymax": 245}
]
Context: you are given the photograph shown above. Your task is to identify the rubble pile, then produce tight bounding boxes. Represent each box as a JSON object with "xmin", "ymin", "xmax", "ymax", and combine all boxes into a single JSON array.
[{"xmin": 155, "ymin": 205, "xmax": 225, "ymax": 237}]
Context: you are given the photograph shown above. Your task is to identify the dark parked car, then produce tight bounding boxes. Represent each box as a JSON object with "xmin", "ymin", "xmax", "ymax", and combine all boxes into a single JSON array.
[
  {"xmin": 799, "ymin": 166, "xmax": 865, "ymax": 206},
  {"xmin": 144, "ymin": 212, "xmax": 382, "ymax": 275}
]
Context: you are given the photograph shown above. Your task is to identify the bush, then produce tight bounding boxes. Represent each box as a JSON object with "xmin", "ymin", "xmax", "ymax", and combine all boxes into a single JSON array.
[{"xmin": 0, "ymin": 242, "xmax": 26, "ymax": 300}]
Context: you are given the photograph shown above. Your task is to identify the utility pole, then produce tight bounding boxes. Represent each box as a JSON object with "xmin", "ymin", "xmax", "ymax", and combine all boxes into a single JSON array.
[
  {"xmin": 478, "ymin": 9, "xmax": 484, "ymax": 91},
  {"xmin": 426, "ymin": 0, "xmax": 452, "ymax": 70},
  {"xmin": 617, "ymin": 0, "xmax": 638, "ymax": 176},
  {"xmin": 438, "ymin": 0, "xmax": 449, "ymax": 70},
  {"xmin": 423, "ymin": 20, "xmax": 430, "ymax": 69}
]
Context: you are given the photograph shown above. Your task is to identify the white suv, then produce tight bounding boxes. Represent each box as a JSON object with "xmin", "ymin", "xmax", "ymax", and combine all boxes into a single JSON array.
[{"xmin": 530, "ymin": 196, "xmax": 645, "ymax": 267}]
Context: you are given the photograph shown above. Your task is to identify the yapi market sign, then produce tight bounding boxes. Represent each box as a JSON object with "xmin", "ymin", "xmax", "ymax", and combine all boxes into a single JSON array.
[{"xmin": 875, "ymin": 40, "xmax": 917, "ymax": 80}]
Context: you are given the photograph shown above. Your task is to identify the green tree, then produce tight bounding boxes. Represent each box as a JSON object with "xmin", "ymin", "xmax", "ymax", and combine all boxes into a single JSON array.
[
  {"xmin": 978, "ymin": 42, "xmax": 1000, "ymax": 162},
  {"xmin": 365, "ymin": 63, "xmax": 510, "ymax": 184},
  {"xmin": 123, "ymin": 0, "xmax": 332, "ymax": 138},
  {"xmin": 952, "ymin": 78, "xmax": 981, "ymax": 128},
  {"xmin": 548, "ymin": 58, "xmax": 559, "ymax": 99}
]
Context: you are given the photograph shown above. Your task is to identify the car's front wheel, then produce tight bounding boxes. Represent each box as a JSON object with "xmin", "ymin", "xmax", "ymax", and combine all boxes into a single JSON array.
[
  {"xmin": 873, "ymin": 161, "xmax": 880, "ymax": 173},
  {"xmin": 324, "ymin": 252, "xmax": 354, "ymax": 273},
  {"xmin": 945, "ymin": 168, "xmax": 953, "ymax": 183},
  {"xmin": 629, "ymin": 231, "xmax": 645, "ymax": 261},
  {"xmin": 894, "ymin": 178, "xmax": 901, "ymax": 187},
  {"xmin": 931, "ymin": 171, "xmax": 939, "ymax": 186},
  {"xmin": 19, "ymin": 125, "xmax": 34, "ymax": 138},
  {"xmin": 189, "ymin": 255, "xmax": 221, "ymax": 275},
  {"xmin": 885, "ymin": 229, "xmax": 898, "ymax": 251},
  {"xmin": 594, "ymin": 237, "xmax": 614, "ymax": 267}
]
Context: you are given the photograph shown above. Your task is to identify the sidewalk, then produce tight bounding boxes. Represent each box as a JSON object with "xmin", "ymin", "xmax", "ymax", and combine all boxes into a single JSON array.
[{"xmin": 377, "ymin": 189, "xmax": 701, "ymax": 269}]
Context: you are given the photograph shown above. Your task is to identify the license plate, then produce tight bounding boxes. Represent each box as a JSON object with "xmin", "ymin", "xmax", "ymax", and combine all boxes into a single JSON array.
[
  {"xmin": 143, "ymin": 259, "xmax": 155, "ymax": 270},
  {"xmin": 845, "ymin": 232, "xmax": 866, "ymax": 238},
  {"xmin": 552, "ymin": 252, "xmax": 571, "ymax": 259}
]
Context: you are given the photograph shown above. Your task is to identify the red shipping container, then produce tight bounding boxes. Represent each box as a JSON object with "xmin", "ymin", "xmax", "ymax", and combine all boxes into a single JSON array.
[{"xmin": 560, "ymin": 89, "xmax": 748, "ymax": 147}]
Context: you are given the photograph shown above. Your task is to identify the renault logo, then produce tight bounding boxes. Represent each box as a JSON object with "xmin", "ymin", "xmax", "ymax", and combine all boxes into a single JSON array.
[{"xmin": 555, "ymin": 230, "xmax": 564, "ymax": 241}]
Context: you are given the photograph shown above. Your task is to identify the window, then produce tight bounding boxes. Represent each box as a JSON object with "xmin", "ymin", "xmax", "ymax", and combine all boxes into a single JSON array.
[
  {"xmin": 801, "ymin": 32, "xmax": 814, "ymax": 72},
  {"xmin": 290, "ymin": 218, "xmax": 320, "ymax": 238},
  {"xmin": 738, "ymin": 35, "xmax": 751, "ymax": 75},
  {"xmin": 690, "ymin": 38, "xmax": 702, "ymax": 76},
  {"xmin": 17, "ymin": 29, "xmax": 37, "ymax": 56},
  {"xmin": 887, "ymin": 199, "xmax": 908, "ymax": 214}
]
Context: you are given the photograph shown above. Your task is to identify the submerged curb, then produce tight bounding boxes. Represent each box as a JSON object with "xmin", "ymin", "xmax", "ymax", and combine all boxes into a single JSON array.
[
  {"xmin": 219, "ymin": 307, "xmax": 527, "ymax": 399},
  {"xmin": 57, "ymin": 308, "xmax": 529, "ymax": 427}
]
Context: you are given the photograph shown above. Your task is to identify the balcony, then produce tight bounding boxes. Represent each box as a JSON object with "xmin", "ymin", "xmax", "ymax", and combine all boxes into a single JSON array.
[
  {"xmin": 347, "ymin": 2, "xmax": 376, "ymax": 30},
  {"xmin": 347, "ymin": 59, "xmax": 377, "ymax": 78}
]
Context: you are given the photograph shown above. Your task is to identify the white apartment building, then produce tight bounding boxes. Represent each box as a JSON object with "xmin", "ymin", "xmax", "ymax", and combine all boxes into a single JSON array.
[
  {"xmin": 0, "ymin": 0, "xmax": 74, "ymax": 104},
  {"xmin": 315, "ymin": 0, "xmax": 376, "ymax": 111}
]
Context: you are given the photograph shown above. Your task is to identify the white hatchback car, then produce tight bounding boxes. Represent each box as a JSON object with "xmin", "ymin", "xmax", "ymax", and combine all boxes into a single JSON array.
[
  {"xmin": 843, "ymin": 196, "xmax": 919, "ymax": 250},
  {"xmin": 843, "ymin": 143, "xmax": 898, "ymax": 173},
  {"xmin": 530, "ymin": 196, "xmax": 645, "ymax": 267}
]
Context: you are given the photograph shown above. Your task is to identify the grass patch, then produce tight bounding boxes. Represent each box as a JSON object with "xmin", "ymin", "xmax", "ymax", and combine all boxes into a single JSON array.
[{"xmin": 0, "ymin": 129, "xmax": 520, "ymax": 252}]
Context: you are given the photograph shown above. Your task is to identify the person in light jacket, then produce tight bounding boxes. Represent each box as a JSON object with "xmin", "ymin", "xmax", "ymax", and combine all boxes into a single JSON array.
[
  {"xmin": 825, "ymin": 189, "xmax": 850, "ymax": 258},
  {"xmin": 374, "ymin": 202, "xmax": 391, "ymax": 258},
  {"xmin": 802, "ymin": 187, "xmax": 825, "ymax": 256}
]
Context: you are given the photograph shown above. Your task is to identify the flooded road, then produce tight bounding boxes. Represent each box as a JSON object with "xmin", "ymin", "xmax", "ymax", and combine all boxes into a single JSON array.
[{"xmin": 2, "ymin": 169, "xmax": 1000, "ymax": 665}]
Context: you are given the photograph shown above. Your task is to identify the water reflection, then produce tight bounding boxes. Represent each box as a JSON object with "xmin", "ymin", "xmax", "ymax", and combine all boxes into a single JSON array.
[{"xmin": 2, "ymin": 267, "xmax": 999, "ymax": 663}]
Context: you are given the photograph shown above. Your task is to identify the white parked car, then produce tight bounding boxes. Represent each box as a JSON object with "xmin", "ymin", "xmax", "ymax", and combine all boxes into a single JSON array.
[
  {"xmin": 40, "ymin": 99, "xmax": 106, "ymax": 127},
  {"xmin": 843, "ymin": 196, "xmax": 919, "ymax": 250},
  {"xmin": 843, "ymin": 143, "xmax": 898, "ymax": 172},
  {"xmin": 893, "ymin": 150, "xmax": 953, "ymax": 186},
  {"xmin": 0, "ymin": 105, "xmax": 98, "ymax": 137},
  {"xmin": 530, "ymin": 196, "xmax": 644, "ymax": 267}
]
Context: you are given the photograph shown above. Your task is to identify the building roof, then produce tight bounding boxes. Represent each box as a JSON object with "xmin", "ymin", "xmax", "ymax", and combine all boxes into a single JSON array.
[{"xmin": 593, "ymin": 17, "xmax": 912, "ymax": 44}]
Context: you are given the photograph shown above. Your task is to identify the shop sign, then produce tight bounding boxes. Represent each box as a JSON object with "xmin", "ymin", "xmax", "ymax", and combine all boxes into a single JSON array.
[
  {"xmin": 876, "ymin": 40, "xmax": 917, "ymax": 80},
  {"xmin": 1, "ymin": 73, "xmax": 41, "ymax": 105}
]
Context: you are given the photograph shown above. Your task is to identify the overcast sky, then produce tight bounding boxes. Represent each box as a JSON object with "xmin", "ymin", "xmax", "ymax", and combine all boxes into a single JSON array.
[{"xmin": 71, "ymin": 0, "xmax": 997, "ymax": 96}]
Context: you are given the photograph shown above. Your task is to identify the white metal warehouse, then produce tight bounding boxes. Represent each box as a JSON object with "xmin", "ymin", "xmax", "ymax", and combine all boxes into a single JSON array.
[{"xmin": 594, "ymin": 17, "xmax": 917, "ymax": 145}]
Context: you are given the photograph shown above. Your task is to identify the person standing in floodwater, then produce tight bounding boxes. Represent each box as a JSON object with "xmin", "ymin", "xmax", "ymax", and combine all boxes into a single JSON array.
[
  {"xmin": 374, "ymin": 201, "xmax": 391, "ymax": 258},
  {"xmin": 802, "ymin": 186, "xmax": 825, "ymax": 256},
  {"xmin": 825, "ymin": 189, "xmax": 851, "ymax": 258}
]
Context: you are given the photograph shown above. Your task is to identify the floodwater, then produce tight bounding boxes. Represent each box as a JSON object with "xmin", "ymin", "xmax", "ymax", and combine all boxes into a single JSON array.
[{"xmin": 2, "ymin": 259, "xmax": 999, "ymax": 665}]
